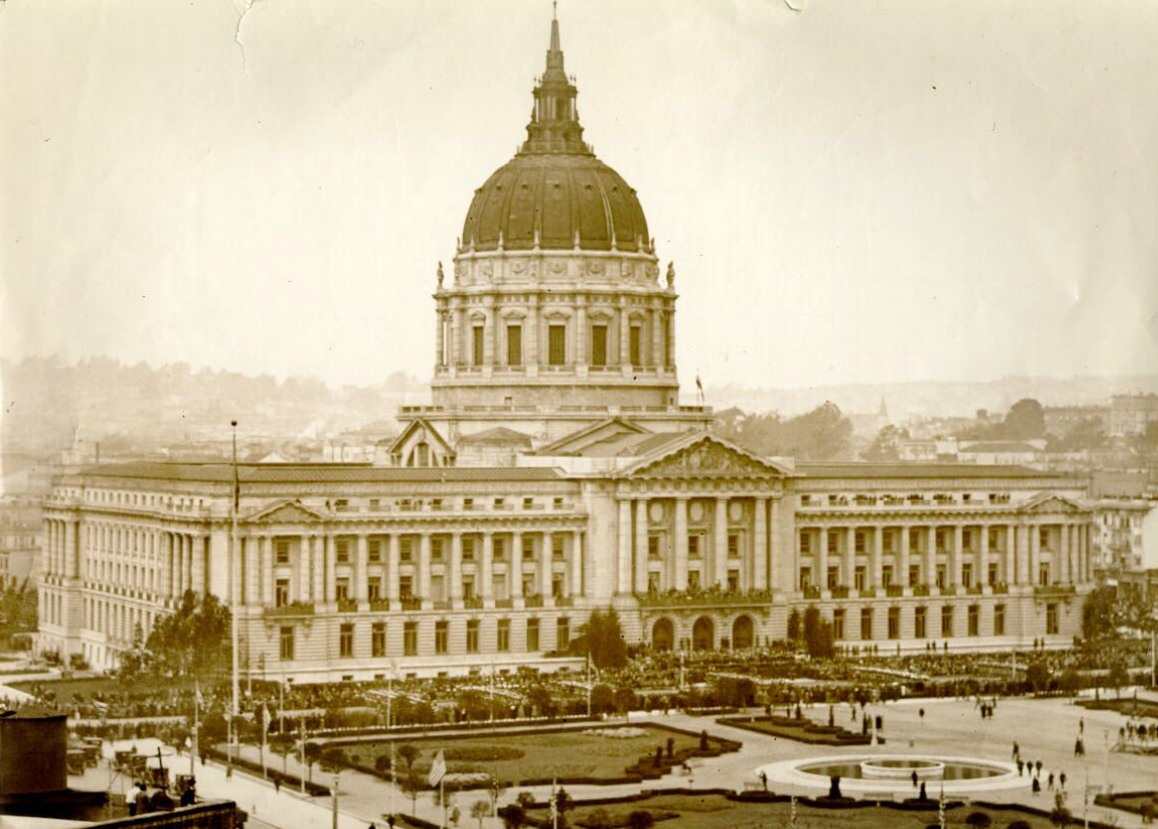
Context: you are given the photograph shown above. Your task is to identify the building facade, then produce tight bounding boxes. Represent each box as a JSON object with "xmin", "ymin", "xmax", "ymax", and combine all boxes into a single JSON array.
[{"xmin": 39, "ymin": 13, "xmax": 1096, "ymax": 680}]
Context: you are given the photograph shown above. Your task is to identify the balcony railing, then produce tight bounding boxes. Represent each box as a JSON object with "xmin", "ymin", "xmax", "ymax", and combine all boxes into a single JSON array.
[
  {"xmin": 886, "ymin": 585, "xmax": 905, "ymax": 597},
  {"xmin": 991, "ymin": 582, "xmax": 1009, "ymax": 594},
  {"xmin": 966, "ymin": 584, "xmax": 984, "ymax": 595},
  {"xmin": 463, "ymin": 596, "xmax": 484, "ymax": 609},
  {"xmin": 263, "ymin": 602, "xmax": 315, "ymax": 618},
  {"xmin": 369, "ymin": 599, "xmax": 392, "ymax": 612},
  {"xmin": 802, "ymin": 585, "xmax": 821, "ymax": 600},
  {"xmin": 524, "ymin": 594, "xmax": 544, "ymax": 608},
  {"xmin": 554, "ymin": 596, "xmax": 574, "ymax": 607},
  {"xmin": 635, "ymin": 587, "xmax": 773, "ymax": 608},
  {"xmin": 399, "ymin": 597, "xmax": 422, "ymax": 611},
  {"xmin": 1034, "ymin": 584, "xmax": 1076, "ymax": 596},
  {"xmin": 912, "ymin": 584, "xmax": 931, "ymax": 597},
  {"xmin": 337, "ymin": 598, "xmax": 359, "ymax": 613},
  {"xmin": 830, "ymin": 585, "xmax": 850, "ymax": 599}
]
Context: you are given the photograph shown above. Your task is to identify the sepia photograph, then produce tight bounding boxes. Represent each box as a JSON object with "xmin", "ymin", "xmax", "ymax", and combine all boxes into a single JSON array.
[{"xmin": 1, "ymin": 1, "xmax": 1157, "ymax": 828}]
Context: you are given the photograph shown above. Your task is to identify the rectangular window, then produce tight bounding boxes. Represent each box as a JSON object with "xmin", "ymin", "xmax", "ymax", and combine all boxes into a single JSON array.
[
  {"xmin": 909, "ymin": 565, "xmax": 921, "ymax": 588},
  {"xmin": 526, "ymin": 618, "xmax": 540, "ymax": 651},
  {"xmin": 557, "ymin": 616, "xmax": 570, "ymax": 648},
  {"xmin": 968, "ymin": 604, "xmax": 980, "ymax": 636},
  {"xmin": 493, "ymin": 538, "xmax": 506, "ymax": 561},
  {"xmin": 1046, "ymin": 603, "xmax": 1059, "ymax": 635},
  {"xmin": 336, "ymin": 538, "xmax": 350, "ymax": 564},
  {"xmin": 860, "ymin": 607, "xmax": 873, "ymax": 640},
  {"xmin": 882, "ymin": 565, "xmax": 894, "ymax": 587},
  {"xmin": 989, "ymin": 527, "xmax": 1002, "ymax": 550},
  {"xmin": 466, "ymin": 620, "xmax": 480, "ymax": 653},
  {"xmin": 431, "ymin": 537, "xmax": 444, "ymax": 561},
  {"xmin": 372, "ymin": 622, "xmax": 386, "ymax": 657},
  {"xmin": 799, "ymin": 568, "xmax": 812, "ymax": 589},
  {"xmin": 552, "ymin": 575, "xmax": 564, "ymax": 598},
  {"xmin": 279, "ymin": 626, "xmax": 294, "ymax": 661},
  {"xmin": 472, "ymin": 325, "xmax": 485, "ymax": 366},
  {"xmin": 915, "ymin": 606, "xmax": 927, "ymax": 639},
  {"xmin": 727, "ymin": 570, "xmax": 739, "ymax": 592},
  {"xmin": 368, "ymin": 539, "xmax": 382, "ymax": 563},
  {"xmin": 275, "ymin": 540, "xmax": 291, "ymax": 565},
  {"xmin": 994, "ymin": 604, "xmax": 1006, "ymax": 636},
  {"xmin": 962, "ymin": 563, "xmax": 973, "ymax": 589},
  {"xmin": 548, "ymin": 324, "xmax": 566, "ymax": 365},
  {"xmin": 648, "ymin": 536, "xmax": 660, "ymax": 559},
  {"xmin": 629, "ymin": 325, "xmax": 642, "ymax": 366},
  {"xmin": 833, "ymin": 609, "xmax": 845, "ymax": 640},
  {"xmin": 336, "ymin": 578, "xmax": 350, "ymax": 602},
  {"xmin": 404, "ymin": 621, "xmax": 418, "ymax": 656},
  {"xmin": 497, "ymin": 619, "xmax": 510, "ymax": 652},
  {"xmin": 936, "ymin": 564, "xmax": 946, "ymax": 589},
  {"xmin": 399, "ymin": 575, "xmax": 413, "ymax": 598},
  {"xmin": 339, "ymin": 623, "xmax": 354, "ymax": 658},
  {"xmin": 727, "ymin": 533, "xmax": 740, "ymax": 557},
  {"xmin": 935, "ymin": 528, "xmax": 948, "ymax": 553},
  {"xmin": 1039, "ymin": 527, "xmax": 1051, "ymax": 550},
  {"xmin": 552, "ymin": 535, "xmax": 565, "ymax": 559},
  {"xmin": 648, "ymin": 572, "xmax": 660, "ymax": 593},
  {"xmin": 462, "ymin": 578, "xmax": 475, "ymax": 600},
  {"xmin": 522, "ymin": 536, "xmax": 535, "ymax": 557},
  {"xmin": 688, "ymin": 535, "xmax": 701, "ymax": 557},
  {"xmin": 435, "ymin": 620, "xmax": 449, "ymax": 654},
  {"xmin": 591, "ymin": 324, "xmax": 608, "ymax": 366},
  {"xmin": 507, "ymin": 324, "xmax": 522, "ymax": 366},
  {"xmin": 988, "ymin": 563, "xmax": 1000, "ymax": 586},
  {"xmin": 941, "ymin": 605, "xmax": 954, "ymax": 637},
  {"xmin": 854, "ymin": 531, "xmax": 866, "ymax": 553},
  {"xmin": 275, "ymin": 579, "xmax": 290, "ymax": 607},
  {"xmin": 687, "ymin": 570, "xmax": 701, "ymax": 590},
  {"xmin": 962, "ymin": 529, "xmax": 974, "ymax": 550},
  {"xmin": 827, "ymin": 566, "xmax": 839, "ymax": 589},
  {"xmin": 888, "ymin": 607, "xmax": 901, "ymax": 639},
  {"xmin": 799, "ymin": 532, "xmax": 812, "ymax": 555},
  {"xmin": 400, "ymin": 537, "xmax": 413, "ymax": 562},
  {"xmin": 827, "ymin": 529, "xmax": 840, "ymax": 553},
  {"xmin": 854, "ymin": 566, "xmax": 866, "ymax": 590},
  {"xmin": 1039, "ymin": 563, "xmax": 1050, "ymax": 586},
  {"xmin": 461, "ymin": 538, "xmax": 475, "ymax": 561}
]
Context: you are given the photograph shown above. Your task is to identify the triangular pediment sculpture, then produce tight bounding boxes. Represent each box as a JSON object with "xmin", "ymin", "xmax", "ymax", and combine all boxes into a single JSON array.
[
  {"xmin": 622, "ymin": 433, "xmax": 792, "ymax": 479},
  {"xmin": 248, "ymin": 499, "xmax": 325, "ymax": 524},
  {"xmin": 1023, "ymin": 493, "xmax": 1086, "ymax": 515}
]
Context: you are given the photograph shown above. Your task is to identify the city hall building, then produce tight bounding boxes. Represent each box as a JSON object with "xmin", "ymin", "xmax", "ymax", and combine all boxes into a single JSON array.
[{"xmin": 39, "ymin": 16, "xmax": 1094, "ymax": 681}]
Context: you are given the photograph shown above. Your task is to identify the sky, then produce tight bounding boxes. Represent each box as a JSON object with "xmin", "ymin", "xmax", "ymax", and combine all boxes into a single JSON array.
[{"xmin": 2, "ymin": 0, "xmax": 1157, "ymax": 396}]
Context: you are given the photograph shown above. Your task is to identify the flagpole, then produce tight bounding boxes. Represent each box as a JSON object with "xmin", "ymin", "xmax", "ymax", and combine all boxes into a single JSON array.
[{"xmin": 229, "ymin": 419, "xmax": 241, "ymax": 777}]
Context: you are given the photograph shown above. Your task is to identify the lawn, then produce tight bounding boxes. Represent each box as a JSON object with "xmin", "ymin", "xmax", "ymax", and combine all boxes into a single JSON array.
[
  {"xmin": 524, "ymin": 792, "xmax": 1069, "ymax": 829},
  {"xmin": 336, "ymin": 725, "xmax": 721, "ymax": 785}
]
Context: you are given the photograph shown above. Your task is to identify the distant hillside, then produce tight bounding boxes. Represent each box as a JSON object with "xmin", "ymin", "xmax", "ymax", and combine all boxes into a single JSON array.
[
  {"xmin": 704, "ymin": 375, "xmax": 1158, "ymax": 420},
  {"xmin": 0, "ymin": 356, "xmax": 428, "ymax": 455}
]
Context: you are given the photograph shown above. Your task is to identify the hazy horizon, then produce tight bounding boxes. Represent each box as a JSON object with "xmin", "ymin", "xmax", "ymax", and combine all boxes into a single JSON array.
[{"xmin": 3, "ymin": 0, "xmax": 1157, "ymax": 394}]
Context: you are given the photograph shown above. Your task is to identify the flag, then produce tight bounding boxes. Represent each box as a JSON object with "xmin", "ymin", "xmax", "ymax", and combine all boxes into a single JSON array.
[{"xmin": 427, "ymin": 749, "xmax": 446, "ymax": 788}]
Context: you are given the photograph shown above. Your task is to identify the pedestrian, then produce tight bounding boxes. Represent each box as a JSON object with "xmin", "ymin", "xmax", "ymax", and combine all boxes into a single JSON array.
[
  {"xmin": 1012, "ymin": 741, "xmax": 1019, "ymax": 760},
  {"xmin": 911, "ymin": 770, "xmax": 918, "ymax": 788},
  {"xmin": 273, "ymin": 774, "xmax": 281, "ymax": 793},
  {"xmin": 1079, "ymin": 718, "xmax": 1084, "ymax": 735},
  {"xmin": 1048, "ymin": 772, "xmax": 1054, "ymax": 791},
  {"xmin": 1059, "ymin": 771, "xmax": 1066, "ymax": 790},
  {"xmin": 1016, "ymin": 759, "xmax": 1024, "ymax": 777},
  {"xmin": 226, "ymin": 765, "xmax": 233, "ymax": 781},
  {"xmin": 1031, "ymin": 777, "xmax": 1041, "ymax": 796},
  {"xmin": 1035, "ymin": 760, "xmax": 1043, "ymax": 777},
  {"xmin": 1074, "ymin": 737, "xmax": 1083, "ymax": 757}
]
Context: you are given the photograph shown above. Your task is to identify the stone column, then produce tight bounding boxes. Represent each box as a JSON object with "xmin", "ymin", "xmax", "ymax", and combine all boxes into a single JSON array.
[
  {"xmin": 324, "ymin": 535, "xmax": 337, "ymax": 603},
  {"xmin": 511, "ymin": 531, "xmax": 524, "ymax": 598},
  {"xmin": 419, "ymin": 532, "xmax": 432, "ymax": 602},
  {"xmin": 899, "ymin": 525, "xmax": 911, "ymax": 589},
  {"xmin": 481, "ymin": 532, "xmax": 494, "ymax": 601},
  {"xmin": 1014, "ymin": 524, "xmax": 1028, "ymax": 585},
  {"xmin": 191, "ymin": 535, "xmax": 205, "ymax": 595},
  {"xmin": 979, "ymin": 525, "xmax": 990, "ymax": 586},
  {"xmin": 575, "ymin": 301, "xmax": 587, "ymax": 368},
  {"xmin": 483, "ymin": 300, "xmax": 496, "ymax": 366},
  {"xmin": 245, "ymin": 536, "xmax": 259, "ymax": 606},
  {"xmin": 871, "ymin": 526, "xmax": 883, "ymax": 589},
  {"xmin": 571, "ymin": 530, "xmax": 583, "ymax": 596},
  {"xmin": 844, "ymin": 526, "xmax": 855, "ymax": 589},
  {"xmin": 925, "ymin": 526, "xmax": 937, "ymax": 589},
  {"xmin": 951, "ymin": 525, "xmax": 963, "ymax": 590},
  {"xmin": 617, "ymin": 499, "xmax": 633, "ymax": 594},
  {"xmin": 387, "ymin": 534, "xmax": 401, "ymax": 601},
  {"xmin": 1061, "ymin": 524, "xmax": 1072, "ymax": 584},
  {"xmin": 651, "ymin": 306, "xmax": 663, "ymax": 369},
  {"xmin": 674, "ymin": 497, "xmax": 689, "ymax": 590},
  {"xmin": 753, "ymin": 496, "xmax": 768, "ymax": 590},
  {"xmin": 528, "ymin": 295, "xmax": 540, "ymax": 368},
  {"xmin": 635, "ymin": 499, "xmax": 650, "ymax": 593},
  {"xmin": 450, "ymin": 531, "xmax": 463, "ymax": 601},
  {"xmin": 540, "ymin": 532, "xmax": 553, "ymax": 598},
  {"xmin": 356, "ymin": 534, "xmax": 369, "ymax": 601},
  {"xmin": 436, "ymin": 310, "xmax": 446, "ymax": 367},
  {"xmin": 817, "ymin": 525, "xmax": 829, "ymax": 590},
  {"xmin": 618, "ymin": 300, "xmax": 630, "ymax": 367},
  {"xmin": 714, "ymin": 497, "xmax": 729, "ymax": 588},
  {"xmin": 261, "ymin": 536, "xmax": 273, "ymax": 606},
  {"xmin": 1028, "ymin": 524, "xmax": 1040, "ymax": 586}
]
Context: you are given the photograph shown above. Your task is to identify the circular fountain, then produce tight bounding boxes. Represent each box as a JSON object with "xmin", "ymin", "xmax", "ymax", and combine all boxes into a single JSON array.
[{"xmin": 759, "ymin": 754, "xmax": 1022, "ymax": 795}]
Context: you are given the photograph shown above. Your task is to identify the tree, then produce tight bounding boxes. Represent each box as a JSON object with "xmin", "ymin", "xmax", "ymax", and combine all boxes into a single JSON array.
[
  {"xmin": 863, "ymin": 425, "xmax": 911, "ymax": 461},
  {"xmin": 303, "ymin": 741, "xmax": 323, "ymax": 784},
  {"xmin": 1003, "ymin": 399, "xmax": 1045, "ymax": 439},
  {"xmin": 1081, "ymin": 586, "xmax": 1119, "ymax": 641},
  {"xmin": 471, "ymin": 799, "xmax": 491, "ymax": 829},
  {"xmin": 802, "ymin": 606, "xmax": 834, "ymax": 659},
  {"xmin": 715, "ymin": 402, "xmax": 853, "ymax": 460},
  {"xmin": 1025, "ymin": 662, "xmax": 1051, "ymax": 694},
  {"xmin": 1049, "ymin": 806, "xmax": 1072, "ymax": 828},
  {"xmin": 1107, "ymin": 662, "xmax": 1130, "ymax": 698},
  {"xmin": 502, "ymin": 803, "xmax": 526, "ymax": 829},
  {"xmin": 627, "ymin": 811, "xmax": 655, "ymax": 829},
  {"xmin": 144, "ymin": 590, "xmax": 230, "ymax": 680},
  {"xmin": 786, "ymin": 608, "xmax": 802, "ymax": 643},
  {"xmin": 590, "ymin": 684, "xmax": 616, "ymax": 715},
  {"xmin": 572, "ymin": 608, "xmax": 628, "ymax": 669},
  {"xmin": 586, "ymin": 809, "xmax": 613, "ymax": 829}
]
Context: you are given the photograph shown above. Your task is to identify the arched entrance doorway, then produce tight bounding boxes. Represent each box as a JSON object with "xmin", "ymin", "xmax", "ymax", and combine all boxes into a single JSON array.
[
  {"xmin": 692, "ymin": 616, "xmax": 715, "ymax": 651},
  {"xmin": 652, "ymin": 618, "xmax": 675, "ymax": 651},
  {"xmin": 732, "ymin": 615, "xmax": 755, "ymax": 650}
]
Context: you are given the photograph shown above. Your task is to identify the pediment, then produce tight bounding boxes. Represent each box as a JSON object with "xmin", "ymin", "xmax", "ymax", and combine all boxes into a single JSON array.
[
  {"xmin": 1024, "ymin": 494, "xmax": 1086, "ymax": 515},
  {"xmin": 623, "ymin": 433, "xmax": 791, "ymax": 479},
  {"xmin": 247, "ymin": 500, "xmax": 326, "ymax": 524}
]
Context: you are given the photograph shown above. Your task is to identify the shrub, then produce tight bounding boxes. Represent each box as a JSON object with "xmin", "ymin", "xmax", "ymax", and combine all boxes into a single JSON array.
[{"xmin": 965, "ymin": 812, "xmax": 992, "ymax": 828}]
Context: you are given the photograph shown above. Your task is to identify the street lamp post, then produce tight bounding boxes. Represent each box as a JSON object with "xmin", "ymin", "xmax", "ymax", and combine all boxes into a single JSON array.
[{"xmin": 332, "ymin": 769, "xmax": 340, "ymax": 829}]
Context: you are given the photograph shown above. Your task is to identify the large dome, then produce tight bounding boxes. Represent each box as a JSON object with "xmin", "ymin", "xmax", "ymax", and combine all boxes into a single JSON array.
[
  {"xmin": 462, "ymin": 153, "xmax": 650, "ymax": 253},
  {"xmin": 459, "ymin": 13, "xmax": 651, "ymax": 255}
]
